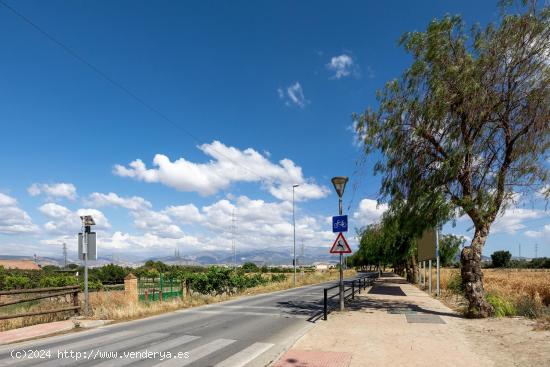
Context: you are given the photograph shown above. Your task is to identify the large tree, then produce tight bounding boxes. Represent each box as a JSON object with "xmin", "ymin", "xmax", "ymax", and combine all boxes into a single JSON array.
[{"xmin": 355, "ymin": 2, "xmax": 549, "ymax": 317}]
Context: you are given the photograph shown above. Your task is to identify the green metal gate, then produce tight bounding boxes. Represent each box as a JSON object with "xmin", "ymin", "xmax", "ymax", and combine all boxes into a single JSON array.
[{"xmin": 138, "ymin": 274, "xmax": 182, "ymax": 301}]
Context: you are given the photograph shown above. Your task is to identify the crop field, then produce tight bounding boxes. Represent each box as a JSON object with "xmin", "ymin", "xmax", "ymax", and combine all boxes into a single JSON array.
[{"xmin": 430, "ymin": 268, "xmax": 550, "ymax": 321}]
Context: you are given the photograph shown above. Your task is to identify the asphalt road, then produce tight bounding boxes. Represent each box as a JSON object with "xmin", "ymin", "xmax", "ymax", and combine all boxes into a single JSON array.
[{"xmin": 0, "ymin": 274, "xmax": 373, "ymax": 367}]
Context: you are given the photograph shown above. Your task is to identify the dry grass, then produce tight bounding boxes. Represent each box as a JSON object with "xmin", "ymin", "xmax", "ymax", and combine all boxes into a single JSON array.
[
  {"xmin": 0, "ymin": 296, "xmax": 77, "ymax": 332},
  {"xmin": 432, "ymin": 268, "xmax": 550, "ymax": 305},
  {"xmin": 423, "ymin": 268, "xmax": 550, "ymax": 325},
  {"xmin": 0, "ymin": 270, "xmax": 354, "ymax": 331}
]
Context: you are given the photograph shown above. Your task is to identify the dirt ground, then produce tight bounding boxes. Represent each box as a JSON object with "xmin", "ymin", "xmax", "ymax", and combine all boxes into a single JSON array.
[
  {"xmin": 280, "ymin": 275, "xmax": 550, "ymax": 367},
  {"xmin": 463, "ymin": 316, "xmax": 550, "ymax": 366}
]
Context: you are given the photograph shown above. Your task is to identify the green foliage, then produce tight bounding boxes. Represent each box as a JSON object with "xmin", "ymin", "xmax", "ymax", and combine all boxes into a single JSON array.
[
  {"xmin": 270, "ymin": 274, "xmax": 286, "ymax": 282},
  {"xmin": 446, "ymin": 272, "xmax": 464, "ymax": 295},
  {"xmin": 41, "ymin": 265, "xmax": 61, "ymax": 273},
  {"xmin": 491, "ymin": 250, "xmax": 512, "ymax": 268},
  {"xmin": 4, "ymin": 274, "xmax": 31, "ymax": 290},
  {"xmin": 242, "ymin": 262, "xmax": 260, "ymax": 273},
  {"xmin": 353, "ymin": 0, "xmax": 549, "ymax": 312},
  {"xmin": 439, "ymin": 234, "xmax": 464, "ymax": 266},
  {"xmin": 38, "ymin": 275, "xmax": 78, "ymax": 288},
  {"xmin": 515, "ymin": 295, "xmax": 547, "ymax": 319},
  {"xmin": 96, "ymin": 264, "xmax": 127, "ymax": 284},
  {"xmin": 527, "ymin": 257, "xmax": 550, "ymax": 269},
  {"xmin": 486, "ymin": 294, "xmax": 516, "ymax": 317}
]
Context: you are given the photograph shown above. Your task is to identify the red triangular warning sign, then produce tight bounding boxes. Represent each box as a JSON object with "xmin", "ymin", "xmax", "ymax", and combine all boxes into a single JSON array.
[{"xmin": 330, "ymin": 232, "xmax": 352, "ymax": 254}]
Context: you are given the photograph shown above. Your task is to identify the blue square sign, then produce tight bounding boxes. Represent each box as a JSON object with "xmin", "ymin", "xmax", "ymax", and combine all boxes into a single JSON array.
[{"xmin": 332, "ymin": 215, "xmax": 348, "ymax": 233}]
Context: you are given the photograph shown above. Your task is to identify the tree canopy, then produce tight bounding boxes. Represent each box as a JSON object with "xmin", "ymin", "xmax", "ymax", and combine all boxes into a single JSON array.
[{"xmin": 354, "ymin": 1, "xmax": 549, "ymax": 317}]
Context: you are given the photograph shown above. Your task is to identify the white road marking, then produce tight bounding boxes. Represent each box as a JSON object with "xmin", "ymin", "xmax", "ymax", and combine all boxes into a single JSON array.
[
  {"xmin": 92, "ymin": 334, "xmax": 199, "ymax": 367},
  {"xmin": 32, "ymin": 332, "xmax": 166, "ymax": 367},
  {"xmin": 214, "ymin": 342, "xmax": 274, "ymax": 367},
  {"xmin": 0, "ymin": 330, "xmax": 136, "ymax": 366},
  {"xmin": 153, "ymin": 338, "xmax": 236, "ymax": 367}
]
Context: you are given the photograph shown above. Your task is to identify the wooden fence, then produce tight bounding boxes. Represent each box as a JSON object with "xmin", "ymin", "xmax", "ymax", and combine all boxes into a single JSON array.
[{"xmin": 0, "ymin": 285, "xmax": 80, "ymax": 320}]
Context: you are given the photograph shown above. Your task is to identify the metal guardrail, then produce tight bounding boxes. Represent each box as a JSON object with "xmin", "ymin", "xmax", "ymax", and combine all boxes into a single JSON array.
[{"xmin": 323, "ymin": 273, "xmax": 378, "ymax": 320}]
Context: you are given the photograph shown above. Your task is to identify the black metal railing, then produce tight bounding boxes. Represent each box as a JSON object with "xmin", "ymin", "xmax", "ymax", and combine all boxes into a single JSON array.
[{"xmin": 323, "ymin": 272, "xmax": 378, "ymax": 320}]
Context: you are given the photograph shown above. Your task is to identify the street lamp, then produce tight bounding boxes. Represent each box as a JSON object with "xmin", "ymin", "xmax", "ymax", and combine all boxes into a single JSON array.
[
  {"xmin": 292, "ymin": 184, "xmax": 299, "ymax": 287},
  {"xmin": 331, "ymin": 176, "xmax": 348, "ymax": 312}
]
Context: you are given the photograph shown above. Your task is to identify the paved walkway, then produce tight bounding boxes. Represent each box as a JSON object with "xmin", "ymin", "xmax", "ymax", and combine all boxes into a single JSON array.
[
  {"xmin": 0, "ymin": 319, "xmax": 111, "ymax": 345},
  {"xmin": 273, "ymin": 274, "xmax": 496, "ymax": 367}
]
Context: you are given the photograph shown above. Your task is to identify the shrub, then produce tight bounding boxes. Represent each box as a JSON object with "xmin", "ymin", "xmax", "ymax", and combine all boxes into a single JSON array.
[
  {"xmin": 3, "ymin": 274, "xmax": 31, "ymax": 290},
  {"xmin": 446, "ymin": 271, "xmax": 464, "ymax": 295},
  {"xmin": 271, "ymin": 274, "xmax": 286, "ymax": 283},
  {"xmin": 486, "ymin": 294, "xmax": 516, "ymax": 317},
  {"xmin": 39, "ymin": 275, "xmax": 78, "ymax": 288},
  {"xmin": 491, "ymin": 250, "xmax": 512, "ymax": 268},
  {"xmin": 242, "ymin": 262, "xmax": 259, "ymax": 273},
  {"xmin": 515, "ymin": 293, "xmax": 545, "ymax": 319}
]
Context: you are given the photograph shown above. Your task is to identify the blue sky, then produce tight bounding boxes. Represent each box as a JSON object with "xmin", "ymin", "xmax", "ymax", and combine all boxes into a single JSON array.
[{"xmin": 0, "ymin": 0, "xmax": 548, "ymax": 261}]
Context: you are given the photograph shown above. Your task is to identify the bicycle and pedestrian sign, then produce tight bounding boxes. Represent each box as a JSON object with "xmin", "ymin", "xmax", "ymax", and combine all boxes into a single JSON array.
[{"xmin": 332, "ymin": 215, "xmax": 348, "ymax": 233}]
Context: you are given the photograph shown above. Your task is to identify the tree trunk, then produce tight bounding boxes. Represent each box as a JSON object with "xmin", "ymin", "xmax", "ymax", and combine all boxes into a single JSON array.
[
  {"xmin": 411, "ymin": 253, "xmax": 419, "ymax": 284},
  {"xmin": 460, "ymin": 225, "xmax": 494, "ymax": 318}
]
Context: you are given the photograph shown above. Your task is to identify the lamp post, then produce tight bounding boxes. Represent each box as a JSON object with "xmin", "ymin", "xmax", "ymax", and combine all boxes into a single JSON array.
[
  {"xmin": 331, "ymin": 176, "xmax": 348, "ymax": 312},
  {"xmin": 292, "ymin": 184, "xmax": 299, "ymax": 287}
]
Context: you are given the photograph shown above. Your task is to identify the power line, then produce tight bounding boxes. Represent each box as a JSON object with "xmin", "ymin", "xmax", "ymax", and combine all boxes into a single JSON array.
[{"xmin": 0, "ymin": 0, "xmax": 268, "ymax": 184}]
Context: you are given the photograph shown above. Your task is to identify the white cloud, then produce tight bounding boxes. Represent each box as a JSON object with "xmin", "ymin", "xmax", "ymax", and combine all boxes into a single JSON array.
[
  {"xmin": 86, "ymin": 192, "xmax": 152, "ymax": 211},
  {"xmin": 278, "ymin": 82, "xmax": 309, "ymax": 108},
  {"xmin": 27, "ymin": 183, "xmax": 77, "ymax": 200},
  {"xmin": 525, "ymin": 224, "xmax": 550, "ymax": 238},
  {"xmin": 352, "ymin": 199, "xmax": 388, "ymax": 227},
  {"xmin": 327, "ymin": 54, "xmax": 356, "ymax": 79},
  {"xmin": 113, "ymin": 141, "xmax": 329, "ymax": 201},
  {"xmin": 0, "ymin": 193, "xmax": 38, "ymax": 234},
  {"xmin": 163, "ymin": 204, "xmax": 203, "ymax": 224},
  {"xmin": 492, "ymin": 208, "xmax": 545, "ymax": 234},
  {"xmin": 38, "ymin": 203, "xmax": 110, "ymax": 234}
]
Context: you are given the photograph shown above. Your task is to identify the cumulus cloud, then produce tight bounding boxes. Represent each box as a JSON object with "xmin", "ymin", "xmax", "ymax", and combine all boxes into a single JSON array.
[
  {"xmin": 38, "ymin": 203, "xmax": 110, "ymax": 234},
  {"xmin": 28, "ymin": 183, "xmax": 77, "ymax": 200},
  {"xmin": 0, "ymin": 193, "xmax": 38, "ymax": 234},
  {"xmin": 352, "ymin": 199, "xmax": 388, "ymax": 226},
  {"xmin": 492, "ymin": 208, "xmax": 545, "ymax": 234},
  {"xmin": 326, "ymin": 54, "xmax": 357, "ymax": 79},
  {"xmin": 86, "ymin": 192, "xmax": 152, "ymax": 211},
  {"xmin": 113, "ymin": 141, "xmax": 329, "ymax": 201},
  {"xmin": 278, "ymin": 82, "xmax": 309, "ymax": 108},
  {"xmin": 525, "ymin": 224, "xmax": 550, "ymax": 239}
]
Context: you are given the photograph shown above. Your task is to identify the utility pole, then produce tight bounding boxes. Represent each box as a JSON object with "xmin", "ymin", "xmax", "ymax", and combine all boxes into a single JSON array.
[
  {"xmin": 292, "ymin": 184, "xmax": 299, "ymax": 287},
  {"xmin": 300, "ymin": 239, "xmax": 305, "ymax": 278},
  {"xmin": 232, "ymin": 209, "xmax": 237, "ymax": 268},
  {"xmin": 62, "ymin": 242, "xmax": 67, "ymax": 268},
  {"xmin": 535, "ymin": 243, "xmax": 538, "ymax": 259}
]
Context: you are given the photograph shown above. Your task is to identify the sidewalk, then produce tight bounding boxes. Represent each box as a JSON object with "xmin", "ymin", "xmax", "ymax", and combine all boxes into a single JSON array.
[
  {"xmin": 273, "ymin": 274, "xmax": 550, "ymax": 367},
  {"xmin": 0, "ymin": 319, "xmax": 111, "ymax": 345}
]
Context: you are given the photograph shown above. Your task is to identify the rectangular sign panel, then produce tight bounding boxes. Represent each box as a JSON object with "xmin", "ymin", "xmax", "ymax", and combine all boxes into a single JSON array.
[
  {"xmin": 417, "ymin": 229, "xmax": 436, "ymax": 261},
  {"xmin": 78, "ymin": 232, "xmax": 97, "ymax": 261},
  {"xmin": 332, "ymin": 215, "xmax": 348, "ymax": 233}
]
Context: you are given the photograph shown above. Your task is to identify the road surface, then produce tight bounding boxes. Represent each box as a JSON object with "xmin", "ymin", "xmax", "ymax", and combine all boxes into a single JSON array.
[{"xmin": 0, "ymin": 274, "xmax": 371, "ymax": 367}]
